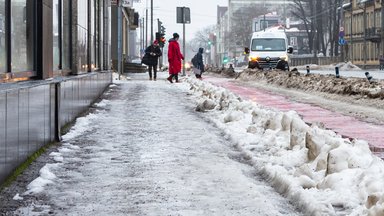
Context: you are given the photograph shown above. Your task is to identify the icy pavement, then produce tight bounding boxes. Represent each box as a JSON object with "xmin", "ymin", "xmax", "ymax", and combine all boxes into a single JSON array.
[{"xmin": 11, "ymin": 72, "xmax": 301, "ymax": 216}]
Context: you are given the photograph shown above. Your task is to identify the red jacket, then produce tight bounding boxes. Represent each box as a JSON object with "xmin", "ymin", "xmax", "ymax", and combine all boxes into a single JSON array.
[{"xmin": 167, "ymin": 39, "xmax": 184, "ymax": 74}]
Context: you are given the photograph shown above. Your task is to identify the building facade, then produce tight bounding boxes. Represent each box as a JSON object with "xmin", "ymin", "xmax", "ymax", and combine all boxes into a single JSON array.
[
  {"xmin": 0, "ymin": 0, "xmax": 140, "ymax": 185},
  {"xmin": 343, "ymin": 0, "xmax": 384, "ymax": 67},
  {"xmin": 216, "ymin": 6, "xmax": 228, "ymax": 66}
]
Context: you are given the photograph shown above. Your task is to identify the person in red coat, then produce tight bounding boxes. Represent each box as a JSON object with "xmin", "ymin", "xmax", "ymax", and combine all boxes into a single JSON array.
[{"xmin": 167, "ymin": 33, "xmax": 184, "ymax": 83}]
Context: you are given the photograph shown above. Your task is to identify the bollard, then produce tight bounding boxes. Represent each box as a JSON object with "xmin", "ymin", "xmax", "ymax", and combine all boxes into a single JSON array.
[
  {"xmin": 306, "ymin": 65, "xmax": 310, "ymax": 74},
  {"xmin": 335, "ymin": 67, "xmax": 340, "ymax": 78},
  {"xmin": 365, "ymin": 72, "xmax": 373, "ymax": 83}
]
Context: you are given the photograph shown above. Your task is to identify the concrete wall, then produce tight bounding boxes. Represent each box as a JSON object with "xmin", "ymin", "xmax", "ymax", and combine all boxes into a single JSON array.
[{"xmin": 0, "ymin": 71, "xmax": 112, "ymax": 184}]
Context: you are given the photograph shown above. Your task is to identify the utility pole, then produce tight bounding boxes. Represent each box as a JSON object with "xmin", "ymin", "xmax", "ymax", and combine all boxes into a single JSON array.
[
  {"xmin": 340, "ymin": 0, "xmax": 344, "ymax": 62},
  {"xmin": 176, "ymin": 6, "xmax": 190, "ymax": 75},
  {"xmin": 183, "ymin": 6, "xmax": 186, "ymax": 76},
  {"xmin": 118, "ymin": 1, "xmax": 122, "ymax": 79},
  {"xmin": 350, "ymin": 0, "xmax": 353, "ymax": 62},
  {"xmin": 145, "ymin": 9, "xmax": 148, "ymax": 47},
  {"xmin": 381, "ymin": 0, "xmax": 384, "ymax": 57},
  {"xmin": 150, "ymin": 0, "xmax": 153, "ymax": 42},
  {"xmin": 141, "ymin": 17, "xmax": 145, "ymax": 54}
]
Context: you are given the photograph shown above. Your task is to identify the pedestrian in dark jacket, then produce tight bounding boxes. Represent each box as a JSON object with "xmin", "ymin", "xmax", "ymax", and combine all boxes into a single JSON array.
[
  {"xmin": 167, "ymin": 33, "xmax": 184, "ymax": 83},
  {"xmin": 192, "ymin": 47, "xmax": 205, "ymax": 78},
  {"xmin": 144, "ymin": 40, "xmax": 162, "ymax": 80}
]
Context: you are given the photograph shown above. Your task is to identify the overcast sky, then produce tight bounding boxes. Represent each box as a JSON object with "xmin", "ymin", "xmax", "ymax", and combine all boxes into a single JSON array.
[{"xmin": 133, "ymin": 0, "xmax": 228, "ymax": 42}]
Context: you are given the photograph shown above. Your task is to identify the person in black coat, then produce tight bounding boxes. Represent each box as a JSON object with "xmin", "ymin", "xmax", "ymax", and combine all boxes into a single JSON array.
[
  {"xmin": 193, "ymin": 47, "xmax": 205, "ymax": 78},
  {"xmin": 144, "ymin": 40, "xmax": 162, "ymax": 80}
]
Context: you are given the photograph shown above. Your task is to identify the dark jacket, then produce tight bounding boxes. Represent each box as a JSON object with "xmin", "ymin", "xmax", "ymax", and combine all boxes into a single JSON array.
[
  {"xmin": 196, "ymin": 47, "xmax": 205, "ymax": 72},
  {"xmin": 144, "ymin": 45, "xmax": 162, "ymax": 66}
]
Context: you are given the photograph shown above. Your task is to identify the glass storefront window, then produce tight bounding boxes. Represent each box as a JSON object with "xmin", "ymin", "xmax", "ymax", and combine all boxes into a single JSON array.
[
  {"xmin": 99, "ymin": 1, "xmax": 103, "ymax": 70},
  {"xmin": 93, "ymin": 0, "xmax": 99, "ymax": 71},
  {"xmin": 90, "ymin": 0, "xmax": 95, "ymax": 71},
  {"xmin": 53, "ymin": 0, "xmax": 60, "ymax": 71},
  {"xmin": 62, "ymin": 0, "xmax": 71, "ymax": 70},
  {"xmin": 0, "ymin": 0, "xmax": 6, "ymax": 72},
  {"xmin": 77, "ymin": 0, "xmax": 88, "ymax": 72},
  {"xmin": 11, "ymin": 0, "xmax": 34, "ymax": 72}
]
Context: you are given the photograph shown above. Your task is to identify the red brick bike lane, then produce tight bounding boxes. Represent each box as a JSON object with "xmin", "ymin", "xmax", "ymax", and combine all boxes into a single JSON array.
[{"xmin": 204, "ymin": 76, "xmax": 384, "ymax": 158}]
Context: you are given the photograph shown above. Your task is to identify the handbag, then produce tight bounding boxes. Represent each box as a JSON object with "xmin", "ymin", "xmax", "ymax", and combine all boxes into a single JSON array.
[
  {"xmin": 193, "ymin": 67, "xmax": 201, "ymax": 75},
  {"xmin": 141, "ymin": 53, "xmax": 151, "ymax": 65}
]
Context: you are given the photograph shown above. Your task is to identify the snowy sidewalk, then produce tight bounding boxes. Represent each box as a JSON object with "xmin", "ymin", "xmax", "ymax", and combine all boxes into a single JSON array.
[{"xmin": 9, "ymin": 72, "xmax": 300, "ymax": 216}]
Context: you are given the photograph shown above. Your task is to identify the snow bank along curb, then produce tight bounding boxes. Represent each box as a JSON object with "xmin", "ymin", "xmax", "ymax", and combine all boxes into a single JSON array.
[
  {"xmin": 208, "ymin": 67, "xmax": 384, "ymax": 100},
  {"xmin": 186, "ymin": 77, "xmax": 384, "ymax": 215}
]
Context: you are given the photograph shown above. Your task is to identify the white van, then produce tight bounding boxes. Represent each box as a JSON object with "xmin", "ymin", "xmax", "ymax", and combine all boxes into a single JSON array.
[{"xmin": 245, "ymin": 30, "xmax": 293, "ymax": 71}]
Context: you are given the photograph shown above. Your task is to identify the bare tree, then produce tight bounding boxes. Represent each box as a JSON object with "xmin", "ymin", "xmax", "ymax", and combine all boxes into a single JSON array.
[
  {"xmin": 290, "ymin": 0, "xmax": 316, "ymax": 55},
  {"xmin": 190, "ymin": 25, "xmax": 216, "ymax": 52},
  {"xmin": 226, "ymin": 4, "xmax": 265, "ymax": 54},
  {"xmin": 290, "ymin": 0, "xmax": 342, "ymax": 57}
]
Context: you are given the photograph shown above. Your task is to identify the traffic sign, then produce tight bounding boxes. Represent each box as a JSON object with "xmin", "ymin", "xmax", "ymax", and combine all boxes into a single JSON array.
[
  {"xmin": 122, "ymin": 0, "xmax": 133, "ymax": 7},
  {"xmin": 110, "ymin": 0, "xmax": 118, "ymax": 6}
]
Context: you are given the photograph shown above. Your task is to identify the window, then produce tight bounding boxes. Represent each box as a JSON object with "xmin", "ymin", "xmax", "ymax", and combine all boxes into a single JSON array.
[
  {"xmin": 77, "ymin": 0, "xmax": 88, "ymax": 72},
  {"xmin": 0, "ymin": 0, "xmax": 5, "ymax": 73},
  {"xmin": 53, "ymin": 0, "xmax": 71, "ymax": 73},
  {"xmin": 251, "ymin": 38, "xmax": 286, "ymax": 51},
  {"xmin": 90, "ymin": 0, "xmax": 95, "ymax": 71},
  {"xmin": 11, "ymin": 0, "xmax": 34, "ymax": 72},
  {"xmin": 62, "ymin": 0, "xmax": 71, "ymax": 70},
  {"xmin": 53, "ymin": 0, "xmax": 60, "ymax": 71},
  {"xmin": 99, "ymin": 1, "xmax": 103, "ymax": 70}
]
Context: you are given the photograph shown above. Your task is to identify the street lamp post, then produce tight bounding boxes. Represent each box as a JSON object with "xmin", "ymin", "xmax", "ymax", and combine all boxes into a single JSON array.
[
  {"xmin": 381, "ymin": 0, "xmax": 384, "ymax": 57},
  {"xmin": 183, "ymin": 7, "xmax": 186, "ymax": 76},
  {"xmin": 118, "ymin": 0, "xmax": 122, "ymax": 79},
  {"xmin": 150, "ymin": 0, "xmax": 153, "ymax": 42}
]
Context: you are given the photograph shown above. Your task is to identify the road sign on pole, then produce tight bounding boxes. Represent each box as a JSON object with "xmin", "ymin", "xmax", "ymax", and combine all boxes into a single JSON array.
[
  {"xmin": 176, "ymin": 7, "xmax": 191, "ymax": 24},
  {"xmin": 176, "ymin": 7, "xmax": 191, "ymax": 76},
  {"xmin": 110, "ymin": 0, "xmax": 118, "ymax": 6},
  {"xmin": 121, "ymin": 0, "xmax": 133, "ymax": 7}
]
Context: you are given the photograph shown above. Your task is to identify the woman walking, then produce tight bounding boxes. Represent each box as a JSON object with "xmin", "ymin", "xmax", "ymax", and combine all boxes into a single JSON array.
[
  {"xmin": 143, "ymin": 40, "xmax": 162, "ymax": 81},
  {"xmin": 167, "ymin": 33, "xmax": 184, "ymax": 83},
  {"xmin": 192, "ymin": 47, "xmax": 205, "ymax": 79}
]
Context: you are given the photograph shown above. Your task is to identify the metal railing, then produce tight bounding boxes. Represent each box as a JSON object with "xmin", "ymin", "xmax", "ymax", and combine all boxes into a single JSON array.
[{"xmin": 290, "ymin": 56, "xmax": 341, "ymax": 66}]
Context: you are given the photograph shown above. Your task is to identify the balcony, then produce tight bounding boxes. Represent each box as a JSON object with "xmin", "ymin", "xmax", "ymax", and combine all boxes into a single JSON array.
[{"xmin": 365, "ymin": 27, "xmax": 381, "ymax": 43}]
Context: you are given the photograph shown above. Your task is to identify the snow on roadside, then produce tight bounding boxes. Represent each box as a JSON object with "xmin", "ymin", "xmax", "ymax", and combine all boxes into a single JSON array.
[
  {"xmin": 184, "ymin": 77, "xmax": 384, "ymax": 216},
  {"xmin": 295, "ymin": 61, "xmax": 362, "ymax": 71}
]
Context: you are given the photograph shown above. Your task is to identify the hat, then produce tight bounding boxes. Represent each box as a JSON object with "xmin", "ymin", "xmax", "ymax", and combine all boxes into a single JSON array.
[
  {"xmin": 173, "ymin": 33, "xmax": 179, "ymax": 39},
  {"xmin": 153, "ymin": 40, "xmax": 159, "ymax": 44}
]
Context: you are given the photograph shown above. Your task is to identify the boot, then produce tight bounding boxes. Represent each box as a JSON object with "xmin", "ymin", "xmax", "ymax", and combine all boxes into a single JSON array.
[
  {"xmin": 167, "ymin": 75, "xmax": 173, "ymax": 83},
  {"xmin": 175, "ymin": 75, "xmax": 179, "ymax": 83}
]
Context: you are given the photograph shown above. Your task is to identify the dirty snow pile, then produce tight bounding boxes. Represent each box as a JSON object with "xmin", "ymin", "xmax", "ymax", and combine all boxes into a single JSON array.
[
  {"xmin": 234, "ymin": 68, "xmax": 384, "ymax": 100},
  {"xmin": 186, "ymin": 77, "xmax": 384, "ymax": 216},
  {"xmin": 207, "ymin": 61, "xmax": 384, "ymax": 101}
]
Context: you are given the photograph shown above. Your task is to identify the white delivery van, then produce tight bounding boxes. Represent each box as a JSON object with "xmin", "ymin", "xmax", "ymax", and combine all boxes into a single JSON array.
[{"xmin": 245, "ymin": 30, "xmax": 293, "ymax": 71}]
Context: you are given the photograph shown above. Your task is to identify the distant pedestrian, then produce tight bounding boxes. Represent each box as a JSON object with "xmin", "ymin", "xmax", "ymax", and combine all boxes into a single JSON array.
[
  {"xmin": 167, "ymin": 33, "xmax": 184, "ymax": 83},
  {"xmin": 143, "ymin": 40, "xmax": 162, "ymax": 81},
  {"xmin": 192, "ymin": 47, "xmax": 205, "ymax": 79}
]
